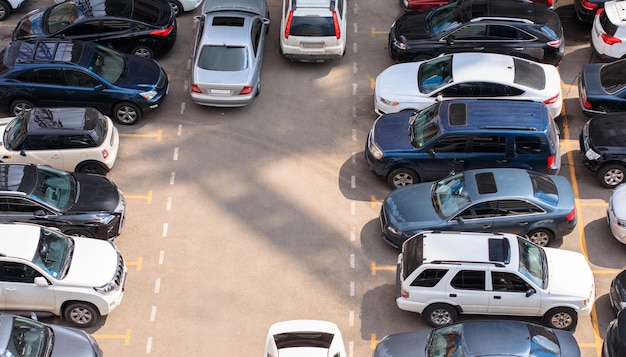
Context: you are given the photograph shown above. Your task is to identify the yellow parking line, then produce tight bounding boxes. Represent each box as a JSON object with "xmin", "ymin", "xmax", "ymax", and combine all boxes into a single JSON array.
[
  {"xmin": 371, "ymin": 262, "xmax": 395, "ymax": 276},
  {"xmin": 370, "ymin": 195, "xmax": 383, "ymax": 208},
  {"xmin": 370, "ymin": 333, "xmax": 380, "ymax": 350},
  {"xmin": 371, "ymin": 28, "xmax": 388, "ymax": 37},
  {"xmin": 125, "ymin": 190, "xmax": 153, "ymax": 204},
  {"xmin": 120, "ymin": 129, "xmax": 162, "ymax": 142},
  {"xmin": 371, "ymin": 78, "xmax": 376, "ymax": 90},
  {"xmin": 93, "ymin": 328, "xmax": 131, "ymax": 345},
  {"xmin": 593, "ymin": 269, "xmax": 621, "ymax": 274},
  {"xmin": 126, "ymin": 256, "xmax": 143, "ymax": 271}
]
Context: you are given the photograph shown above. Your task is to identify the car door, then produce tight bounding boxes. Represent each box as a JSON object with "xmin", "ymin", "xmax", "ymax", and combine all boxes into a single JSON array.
[
  {"xmin": 445, "ymin": 269, "xmax": 489, "ymax": 314},
  {"xmin": 464, "ymin": 134, "xmax": 508, "ymax": 170},
  {"xmin": 488, "ymin": 270, "xmax": 542, "ymax": 316},
  {"xmin": 61, "ymin": 68, "xmax": 111, "ymax": 114},
  {"xmin": 0, "ymin": 197, "xmax": 59, "ymax": 228},
  {"xmin": 17, "ymin": 135, "xmax": 65, "ymax": 170},
  {"xmin": 443, "ymin": 23, "xmax": 487, "ymax": 54},
  {"xmin": 419, "ymin": 134, "xmax": 468, "ymax": 181},
  {"xmin": 0, "ymin": 261, "xmax": 56, "ymax": 312},
  {"xmin": 453, "ymin": 199, "xmax": 542, "ymax": 236},
  {"xmin": 15, "ymin": 69, "xmax": 67, "ymax": 107},
  {"xmin": 483, "ymin": 24, "xmax": 530, "ymax": 58},
  {"xmin": 58, "ymin": 20, "xmax": 102, "ymax": 41}
]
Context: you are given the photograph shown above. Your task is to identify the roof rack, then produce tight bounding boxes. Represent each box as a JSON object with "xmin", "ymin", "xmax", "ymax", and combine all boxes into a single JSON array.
[
  {"xmin": 430, "ymin": 260, "xmax": 506, "ymax": 268},
  {"xmin": 477, "ymin": 126, "xmax": 538, "ymax": 131},
  {"xmin": 471, "ymin": 17, "xmax": 534, "ymax": 24}
]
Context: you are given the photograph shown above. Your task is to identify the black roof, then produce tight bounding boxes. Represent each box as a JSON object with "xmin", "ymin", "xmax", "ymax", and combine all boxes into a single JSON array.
[{"xmin": 24, "ymin": 107, "xmax": 102, "ymax": 133}]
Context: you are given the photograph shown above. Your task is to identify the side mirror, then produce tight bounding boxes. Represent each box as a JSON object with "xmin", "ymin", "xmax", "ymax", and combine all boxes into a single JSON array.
[
  {"xmin": 19, "ymin": 146, "xmax": 26, "ymax": 156},
  {"xmin": 446, "ymin": 35, "xmax": 455, "ymax": 45},
  {"xmin": 34, "ymin": 210, "xmax": 47, "ymax": 218},
  {"xmin": 262, "ymin": 18, "xmax": 270, "ymax": 25},
  {"xmin": 457, "ymin": 216, "xmax": 465, "ymax": 225},
  {"xmin": 34, "ymin": 277, "xmax": 49, "ymax": 287},
  {"xmin": 435, "ymin": 94, "xmax": 444, "ymax": 102},
  {"xmin": 428, "ymin": 148, "xmax": 435, "ymax": 157},
  {"xmin": 525, "ymin": 288, "xmax": 536, "ymax": 297},
  {"xmin": 94, "ymin": 84, "xmax": 104, "ymax": 92}
]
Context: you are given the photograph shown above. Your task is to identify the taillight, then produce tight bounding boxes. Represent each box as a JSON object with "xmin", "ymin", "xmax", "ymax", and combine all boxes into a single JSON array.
[
  {"xmin": 150, "ymin": 24, "xmax": 174, "ymax": 37},
  {"xmin": 547, "ymin": 39, "xmax": 561, "ymax": 48},
  {"xmin": 602, "ymin": 33, "xmax": 622, "ymax": 45},
  {"xmin": 597, "ymin": 7, "xmax": 604, "ymax": 15},
  {"xmin": 190, "ymin": 84, "xmax": 202, "ymax": 93},
  {"xmin": 581, "ymin": 0, "xmax": 599, "ymax": 10},
  {"xmin": 284, "ymin": 10, "xmax": 294, "ymax": 38},
  {"xmin": 582, "ymin": 97, "xmax": 593, "ymax": 109},
  {"xmin": 566, "ymin": 207, "xmax": 576, "ymax": 222},
  {"xmin": 332, "ymin": 10, "xmax": 340, "ymax": 39},
  {"xmin": 545, "ymin": 0, "xmax": 553, "ymax": 6},
  {"xmin": 102, "ymin": 149, "xmax": 109, "ymax": 159},
  {"xmin": 547, "ymin": 155, "xmax": 555, "ymax": 169},
  {"xmin": 239, "ymin": 86, "xmax": 253, "ymax": 95},
  {"xmin": 544, "ymin": 93, "xmax": 560, "ymax": 105},
  {"xmin": 401, "ymin": 289, "xmax": 409, "ymax": 298}
]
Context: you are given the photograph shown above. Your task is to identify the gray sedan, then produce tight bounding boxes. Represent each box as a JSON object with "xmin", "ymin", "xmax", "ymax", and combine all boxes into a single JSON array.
[{"xmin": 190, "ymin": 0, "xmax": 270, "ymax": 107}]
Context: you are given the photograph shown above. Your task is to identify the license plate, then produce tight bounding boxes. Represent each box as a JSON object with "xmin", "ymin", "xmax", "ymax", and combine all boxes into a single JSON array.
[{"xmin": 210, "ymin": 89, "xmax": 231, "ymax": 94}]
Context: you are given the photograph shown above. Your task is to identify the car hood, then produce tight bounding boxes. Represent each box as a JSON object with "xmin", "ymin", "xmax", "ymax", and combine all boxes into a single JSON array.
[
  {"xmin": 545, "ymin": 247, "xmax": 594, "ymax": 297},
  {"xmin": 69, "ymin": 173, "xmax": 121, "ymax": 213},
  {"xmin": 374, "ymin": 330, "xmax": 429, "ymax": 357},
  {"xmin": 384, "ymin": 183, "xmax": 444, "ymax": 231},
  {"xmin": 50, "ymin": 325, "xmax": 102, "ymax": 357},
  {"xmin": 376, "ymin": 63, "xmax": 422, "ymax": 99},
  {"xmin": 116, "ymin": 55, "xmax": 164, "ymax": 90},
  {"xmin": 581, "ymin": 64, "xmax": 606, "ymax": 97},
  {"xmin": 63, "ymin": 239, "xmax": 118, "ymax": 286},
  {"xmin": 372, "ymin": 112, "xmax": 415, "ymax": 151},
  {"xmin": 392, "ymin": 11, "xmax": 432, "ymax": 40},
  {"xmin": 13, "ymin": 7, "xmax": 46, "ymax": 39}
]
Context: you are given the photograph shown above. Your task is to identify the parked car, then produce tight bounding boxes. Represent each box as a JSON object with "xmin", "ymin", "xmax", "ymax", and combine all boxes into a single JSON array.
[
  {"xmin": 575, "ymin": 0, "xmax": 608, "ymax": 23},
  {"xmin": 0, "ymin": 0, "xmax": 27, "ymax": 21},
  {"xmin": 374, "ymin": 52, "xmax": 563, "ymax": 119},
  {"xmin": 389, "ymin": 0, "xmax": 564, "ymax": 65},
  {"xmin": 168, "ymin": 0, "xmax": 202, "ymax": 16},
  {"xmin": 0, "ymin": 313, "xmax": 103, "ymax": 356},
  {"xmin": 190, "ymin": 0, "xmax": 270, "ymax": 107},
  {"xmin": 603, "ymin": 309, "xmax": 626, "ymax": 357},
  {"xmin": 0, "ymin": 107, "xmax": 119, "ymax": 175},
  {"xmin": 0, "ymin": 39, "xmax": 169, "ymax": 125},
  {"xmin": 366, "ymin": 99, "xmax": 561, "ymax": 189},
  {"xmin": 579, "ymin": 112, "xmax": 626, "ymax": 188},
  {"xmin": 608, "ymin": 185, "xmax": 626, "ymax": 242},
  {"xmin": 0, "ymin": 223, "xmax": 126, "ymax": 327},
  {"xmin": 263, "ymin": 320, "xmax": 347, "ymax": 357},
  {"xmin": 401, "ymin": 0, "xmax": 554, "ymax": 12},
  {"xmin": 578, "ymin": 59, "xmax": 626, "ymax": 116},
  {"xmin": 0, "ymin": 163, "xmax": 126, "ymax": 240},
  {"xmin": 279, "ymin": 0, "xmax": 347, "ymax": 62},
  {"xmin": 591, "ymin": 1, "xmax": 626, "ymax": 61},
  {"xmin": 396, "ymin": 231, "xmax": 595, "ymax": 330},
  {"xmin": 13, "ymin": 0, "xmax": 176, "ymax": 59},
  {"xmin": 610, "ymin": 269, "xmax": 626, "ymax": 313},
  {"xmin": 373, "ymin": 320, "xmax": 581, "ymax": 357},
  {"xmin": 380, "ymin": 168, "xmax": 577, "ymax": 248}
]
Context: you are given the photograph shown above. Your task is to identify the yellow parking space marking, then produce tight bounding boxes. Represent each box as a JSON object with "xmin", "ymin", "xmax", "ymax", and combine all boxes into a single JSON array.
[
  {"xmin": 126, "ymin": 256, "xmax": 143, "ymax": 271},
  {"xmin": 120, "ymin": 130, "xmax": 162, "ymax": 142},
  {"xmin": 370, "ymin": 195, "xmax": 383, "ymax": 208},
  {"xmin": 578, "ymin": 200, "xmax": 607, "ymax": 207},
  {"xmin": 125, "ymin": 190, "xmax": 153, "ymax": 204},
  {"xmin": 371, "ymin": 261, "xmax": 395, "ymax": 275},
  {"xmin": 370, "ymin": 333, "xmax": 380, "ymax": 350},
  {"xmin": 593, "ymin": 269, "xmax": 621, "ymax": 274},
  {"xmin": 93, "ymin": 328, "xmax": 131, "ymax": 345},
  {"xmin": 371, "ymin": 28, "xmax": 388, "ymax": 37},
  {"xmin": 371, "ymin": 78, "xmax": 375, "ymax": 90}
]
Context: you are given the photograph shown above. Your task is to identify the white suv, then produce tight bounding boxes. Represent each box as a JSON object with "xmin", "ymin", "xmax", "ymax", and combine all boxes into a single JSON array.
[
  {"xmin": 591, "ymin": 0, "xmax": 626, "ymax": 60},
  {"xmin": 396, "ymin": 231, "xmax": 595, "ymax": 330},
  {"xmin": 279, "ymin": 0, "xmax": 347, "ymax": 62},
  {"xmin": 0, "ymin": 223, "xmax": 126, "ymax": 328}
]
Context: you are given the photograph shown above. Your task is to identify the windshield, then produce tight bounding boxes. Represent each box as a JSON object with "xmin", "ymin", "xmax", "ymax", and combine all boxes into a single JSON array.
[
  {"xmin": 32, "ymin": 228, "xmax": 74, "ymax": 280},
  {"xmin": 426, "ymin": 323, "xmax": 465, "ymax": 357},
  {"xmin": 198, "ymin": 46, "xmax": 248, "ymax": 71},
  {"xmin": 46, "ymin": 2, "xmax": 80, "ymax": 34},
  {"xmin": 31, "ymin": 166, "xmax": 75, "ymax": 212},
  {"xmin": 518, "ymin": 237, "xmax": 547, "ymax": 288},
  {"xmin": 4, "ymin": 316, "xmax": 52, "ymax": 357},
  {"xmin": 409, "ymin": 103, "xmax": 440, "ymax": 148},
  {"xmin": 88, "ymin": 44, "xmax": 126, "ymax": 84},
  {"xmin": 4, "ymin": 116, "xmax": 28, "ymax": 151},
  {"xmin": 427, "ymin": 2, "xmax": 461, "ymax": 36},
  {"xmin": 432, "ymin": 172, "xmax": 470, "ymax": 217},
  {"xmin": 418, "ymin": 55, "xmax": 453, "ymax": 94}
]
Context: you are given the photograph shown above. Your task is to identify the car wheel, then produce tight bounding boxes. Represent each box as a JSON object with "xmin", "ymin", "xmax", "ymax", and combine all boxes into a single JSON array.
[
  {"xmin": 597, "ymin": 164, "xmax": 626, "ymax": 188},
  {"xmin": 168, "ymin": 0, "xmax": 183, "ymax": 16},
  {"xmin": 0, "ymin": 0, "xmax": 10, "ymax": 21},
  {"xmin": 10, "ymin": 99, "xmax": 34, "ymax": 117},
  {"xmin": 113, "ymin": 102, "xmax": 141, "ymax": 125},
  {"xmin": 64, "ymin": 229, "xmax": 96, "ymax": 238},
  {"xmin": 255, "ymin": 82, "xmax": 261, "ymax": 97},
  {"xmin": 76, "ymin": 161, "xmax": 109, "ymax": 175},
  {"xmin": 387, "ymin": 168, "xmax": 419, "ymax": 189},
  {"xmin": 131, "ymin": 45, "xmax": 155, "ymax": 59},
  {"xmin": 526, "ymin": 228, "xmax": 553, "ymax": 247},
  {"xmin": 64, "ymin": 302, "xmax": 100, "ymax": 328},
  {"xmin": 543, "ymin": 307, "xmax": 577, "ymax": 330},
  {"xmin": 423, "ymin": 304, "xmax": 457, "ymax": 328}
]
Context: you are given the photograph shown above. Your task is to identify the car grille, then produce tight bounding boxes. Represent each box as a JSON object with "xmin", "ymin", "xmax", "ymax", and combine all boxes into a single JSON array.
[
  {"xmin": 156, "ymin": 69, "xmax": 167, "ymax": 90},
  {"xmin": 112, "ymin": 253, "xmax": 126, "ymax": 291}
]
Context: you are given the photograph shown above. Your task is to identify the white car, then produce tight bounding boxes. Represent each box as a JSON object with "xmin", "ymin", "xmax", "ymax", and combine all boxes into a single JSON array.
[
  {"xmin": 264, "ymin": 320, "xmax": 347, "ymax": 356},
  {"xmin": 0, "ymin": 223, "xmax": 126, "ymax": 328},
  {"xmin": 168, "ymin": 0, "xmax": 203, "ymax": 16},
  {"xmin": 396, "ymin": 231, "xmax": 595, "ymax": 330},
  {"xmin": 374, "ymin": 52, "xmax": 563, "ymax": 119},
  {"xmin": 0, "ymin": 0, "xmax": 28, "ymax": 21},
  {"xmin": 0, "ymin": 107, "xmax": 119, "ymax": 175},
  {"xmin": 591, "ymin": 0, "xmax": 626, "ymax": 61},
  {"xmin": 608, "ymin": 184, "xmax": 626, "ymax": 243}
]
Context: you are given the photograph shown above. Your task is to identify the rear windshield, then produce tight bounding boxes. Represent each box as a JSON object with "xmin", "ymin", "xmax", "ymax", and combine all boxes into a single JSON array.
[
  {"xmin": 273, "ymin": 332, "xmax": 334, "ymax": 349},
  {"xmin": 198, "ymin": 46, "xmax": 248, "ymax": 71},
  {"xmin": 600, "ymin": 61, "xmax": 626, "ymax": 93},
  {"xmin": 599, "ymin": 10, "xmax": 618, "ymax": 36},
  {"xmin": 290, "ymin": 16, "xmax": 336, "ymax": 37},
  {"xmin": 513, "ymin": 58, "xmax": 545, "ymax": 90}
]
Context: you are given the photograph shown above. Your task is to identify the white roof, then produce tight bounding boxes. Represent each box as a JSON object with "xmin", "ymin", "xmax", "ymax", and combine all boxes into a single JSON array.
[
  {"xmin": 604, "ymin": 0, "xmax": 626, "ymax": 26},
  {"xmin": 419, "ymin": 231, "xmax": 520, "ymax": 265},
  {"xmin": 0, "ymin": 224, "xmax": 40, "ymax": 259},
  {"xmin": 451, "ymin": 53, "xmax": 515, "ymax": 84}
]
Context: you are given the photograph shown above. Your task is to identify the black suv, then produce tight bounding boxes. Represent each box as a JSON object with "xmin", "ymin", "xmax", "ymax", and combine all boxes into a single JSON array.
[
  {"xmin": 580, "ymin": 112, "xmax": 626, "ymax": 188},
  {"xmin": 0, "ymin": 163, "xmax": 126, "ymax": 239},
  {"xmin": 13, "ymin": 0, "xmax": 176, "ymax": 59},
  {"xmin": 388, "ymin": 0, "xmax": 564, "ymax": 65},
  {"xmin": 0, "ymin": 39, "xmax": 169, "ymax": 125}
]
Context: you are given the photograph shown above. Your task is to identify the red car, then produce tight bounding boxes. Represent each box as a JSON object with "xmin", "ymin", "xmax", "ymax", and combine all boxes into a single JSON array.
[{"xmin": 401, "ymin": 0, "xmax": 553, "ymax": 11}]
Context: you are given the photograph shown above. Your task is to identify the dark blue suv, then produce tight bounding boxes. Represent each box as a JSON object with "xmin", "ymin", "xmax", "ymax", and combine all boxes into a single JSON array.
[
  {"xmin": 0, "ymin": 39, "xmax": 169, "ymax": 125},
  {"xmin": 365, "ymin": 99, "xmax": 561, "ymax": 189}
]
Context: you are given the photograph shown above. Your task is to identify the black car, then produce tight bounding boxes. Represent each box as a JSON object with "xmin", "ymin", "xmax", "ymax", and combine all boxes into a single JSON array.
[
  {"xmin": 579, "ymin": 112, "xmax": 626, "ymax": 188},
  {"xmin": 603, "ymin": 309, "xmax": 626, "ymax": 357},
  {"xmin": 574, "ymin": 0, "xmax": 606, "ymax": 23},
  {"xmin": 579, "ymin": 59, "xmax": 626, "ymax": 117},
  {"xmin": 13, "ymin": 0, "xmax": 176, "ymax": 59},
  {"xmin": 0, "ymin": 39, "xmax": 169, "ymax": 125},
  {"xmin": 0, "ymin": 163, "xmax": 126, "ymax": 240},
  {"xmin": 388, "ymin": 0, "xmax": 564, "ymax": 65},
  {"xmin": 611, "ymin": 269, "xmax": 626, "ymax": 313}
]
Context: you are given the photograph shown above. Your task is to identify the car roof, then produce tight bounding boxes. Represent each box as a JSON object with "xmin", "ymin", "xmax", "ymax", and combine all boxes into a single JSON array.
[
  {"xmin": 464, "ymin": 168, "xmax": 536, "ymax": 201},
  {"xmin": 267, "ymin": 320, "xmax": 341, "ymax": 335},
  {"xmin": 5, "ymin": 39, "xmax": 86, "ymax": 67},
  {"xmin": 458, "ymin": 0, "xmax": 553, "ymax": 24},
  {"xmin": 202, "ymin": 13, "xmax": 255, "ymax": 46},
  {"xmin": 588, "ymin": 112, "xmax": 626, "ymax": 147},
  {"xmin": 0, "ymin": 224, "xmax": 40, "ymax": 259},
  {"xmin": 451, "ymin": 53, "xmax": 516, "ymax": 84},
  {"xmin": 202, "ymin": 0, "xmax": 266, "ymax": 16},
  {"xmin": 604, "ymin": 0, "xmax": 626, "ymax": 26},
  {"xmin": 0, "ymin": 164, "xmax": 37, "ymax": 195},
  {"xmin": 24, "ymin": 107, "xmax": 102, "ymax": 133}
]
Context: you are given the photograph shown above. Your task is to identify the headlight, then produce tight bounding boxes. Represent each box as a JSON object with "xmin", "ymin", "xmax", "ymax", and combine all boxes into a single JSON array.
[
  {"xmin": 368, "ymin": 138, "xmax": 383, "ymax": 160},
  {"xmin": 94, "ymin": 281, "xmax": 117, "ymax": 294},
  {"xmin": 140, "ymin": 90, "xmax": 158, "ymax": 100},
  {"xmin": 618, "ymin": 220, "xmax": 626, "ymax": 229},
  {"xmin": 585, "ymin": 149, "xmax": 601, "ymax": 161},
  {"xmin": 392, "ymin": 39, "xmax": 408, "ymax": 50},
  {"xmin": 378, "ymin": 97, "xmax": 399, "ymax": 107},
  {"xmin": 387, "ymin": 225, "xmax": 403, "ymax": 235}
]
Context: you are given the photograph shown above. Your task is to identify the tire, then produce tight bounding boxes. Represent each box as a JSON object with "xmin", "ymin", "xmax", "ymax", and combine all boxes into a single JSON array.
[
  {"xmin": 387, "ymin": 168, "xmax": 419, "ymax": 189},
  {"xmin": 255, "ymin": 82, "xmax": 261, "ymax": 97},
  {"xmin": 64, "ymin": 229, "xmax": 96, "ymax": 238},
  {"xmin": 0, "ymin": 0, "xmax": 10, "ymax": 21},
  {"xmin": 10, "ymin": 99, "xmax": 34, "ymax": 117},
  {"xmin": 168, "ymin": 0, "xmax": 183, "ymax": 16},
  {"xmin": 63, "ymin": 302, "xmax": 100, "ymax": 328},
  {"xmin": 131, "ymin": 45, "xmax": 155, "ymax": 59},
  {"xmin": 113, "ymin": 102, "xmax": 141, "ymax": 125},
  {"xmin": 526, "ymin": 228, "xmax": 554, "ymax": 247},
  {"xmin": 597, "ymin": 164, "xmax": 626, "ymax": 188},
  {"xmin": 422, "ymin": 304, "xmax": 457, "ymax": 328},
  {"xmin": 76, "ymin": 161, "xmax": 108, "ymax": 175},
  {"xmin": 543, "ymin": 307, "xmax": 577, "ymax": 330}
]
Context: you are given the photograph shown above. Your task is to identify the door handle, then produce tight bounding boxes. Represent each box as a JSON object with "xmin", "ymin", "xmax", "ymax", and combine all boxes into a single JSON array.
[
  {"xmin": 514, "ymin": 47, "xmax": 524, "ymax": 51},
  {"xmin": 518, "ymin": 222, "xmax": 529, "ymax": 226},
  {"xmin": 481, "ymin": 225, "xmax": 492, "ymax": 229},
  {"xmin": 449, "ymin": 293, "xmax": 457, "ymax": 297},
  {"xmin": 50, "ymin": 154, "xmax": 61, "ymax": 159},
  {"xmin": 493, "ymin": 296, "xmax": 501, "ymax": 299},
  {"xmin": 474, "ymin": 47, "xmax": 484, "ymax": 50},
  {"xmin": 453, "ymin": 159, "xmax": 465, "ymax": 163},
  {"xmin": 496, "ymin": 160, "xmax": 508, "ymax": 164},
  {"xmin": 5, "ymin": 288, "xmax": 15, "ymax": 291}
]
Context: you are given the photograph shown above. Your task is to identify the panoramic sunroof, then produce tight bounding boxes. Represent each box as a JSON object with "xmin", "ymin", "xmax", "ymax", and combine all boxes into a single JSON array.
[{"xmin": 212, "ymin": 16, "xmax": 245, "ymax": 27}]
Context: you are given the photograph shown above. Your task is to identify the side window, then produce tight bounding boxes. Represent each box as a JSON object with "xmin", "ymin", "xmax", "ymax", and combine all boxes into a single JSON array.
[
  {"xmin": 64, "ymin": 69, "xmax": 100, "ymax": 87},
  {"xmin": 496, "ymin": 200, "xmax": 544, "ymax": 215},
  {"xmin": 450, "ymin": 24, "xmax": 486, "ymax": 40},
  {"xmin": 431, "ymin": 135, "xmax": 468, "ymax": 153},
  {"xmin": 337, "ymin": 0, "xmax": 345, "ymax": 18},
  {"xmin": 62, "ymin": 20, "xmax": 101, "ymax": 37},
  {"xmin": 515, "ymin": 135, "xmax": 542, "ymax": 154},
  {"xmin": 457, "ymin": 201, "xmax": 496, "ymax": 219},
  {"xmin": 486, "ymin": 25, "xmax": 522, "ymax": 40},
  {"xmin": 101, "ymin": 20, "xmax": 133, "ymax": 33},
  {"xmin": 470, "ymin": 135, "xmax": 506, "ymax": 154},
  {"xmin": 32, "ymin": 69, "xmax": 62, "ymax": 85},
  {"xmin": 491, "ymin": 271, "xmax": 530, "ymax": 292},
  {"xmin": 0, "ymin": 262, "xmax": 39, "ymax": 283},
  {"xmin": 22, "ymin": 135, "xmax": 62, "ymax": 150},
  {"xmin": 283, "ymin": 0, "xmax": 289, "ymax": 18},
  {"xmin": 479, "ymin": 82, "xmax": 516, "ymax": 97},
  {"xmin": 410, "ymin": 269, "xmax": 449, "ymax": 287},
  {"xmin": 251, "ymin": 19, "xmax": 262, "ymax": 56},
  {"xmin": 450, "ymin": 270, "xmax": 485, "ymax": 290},
  {"xmin": 439, "ymin": 82, "xmax": 481, "ymax": 97},
  {"xmin": 2, "ymin": 197, "xmax": 44, "ymax": 214},
  {"xmin": 61, "ymin": 134, "xmax": 96, "ymax": 148}
]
